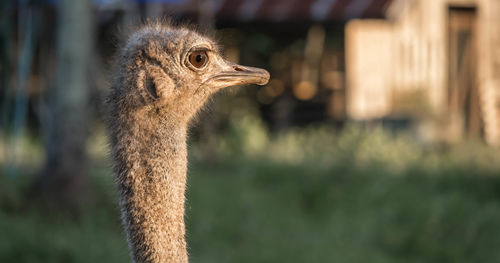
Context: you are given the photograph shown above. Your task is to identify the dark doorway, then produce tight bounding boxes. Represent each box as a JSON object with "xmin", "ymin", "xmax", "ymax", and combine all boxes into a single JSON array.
[{"xmin": 447, "ymin": 7, "xmax": 482, "ymax": 139}]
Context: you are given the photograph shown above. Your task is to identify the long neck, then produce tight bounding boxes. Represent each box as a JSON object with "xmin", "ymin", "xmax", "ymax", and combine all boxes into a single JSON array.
[{"xmin": 111, "ymin": 109, "xmax": 189, "ymax": 263}]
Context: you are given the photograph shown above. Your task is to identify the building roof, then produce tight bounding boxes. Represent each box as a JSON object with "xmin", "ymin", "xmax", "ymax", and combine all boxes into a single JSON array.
[
  {"xmin": 215, "ymin": 0, "xmax": 394, "ymax": 22},
  {"xmin": 33, "ymin": 0, "xmax": 394, "ymax": 22}
]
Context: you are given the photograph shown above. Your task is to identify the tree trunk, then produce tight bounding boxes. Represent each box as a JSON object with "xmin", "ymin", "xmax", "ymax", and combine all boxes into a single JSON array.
[{"xmin": 38, "ymin": 0, "xmax": 92, "ymax": 209}]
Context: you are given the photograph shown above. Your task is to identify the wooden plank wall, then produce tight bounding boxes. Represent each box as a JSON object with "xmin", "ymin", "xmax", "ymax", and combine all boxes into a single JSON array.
[{"xmin": 345, "ymin": 0, "xmax": 500, "ymax": 145}]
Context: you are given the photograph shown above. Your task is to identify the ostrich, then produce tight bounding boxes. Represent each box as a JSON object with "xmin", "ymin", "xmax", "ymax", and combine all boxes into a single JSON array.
[{"xmin": 106, "ymin": 22, "xmax": 269, "ymax": 263}]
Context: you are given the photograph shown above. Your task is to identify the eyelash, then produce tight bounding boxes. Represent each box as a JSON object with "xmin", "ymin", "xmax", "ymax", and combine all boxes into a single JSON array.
[{"xmin": 190, "ymin": 47, "xmax": 213, "ymax": 53}]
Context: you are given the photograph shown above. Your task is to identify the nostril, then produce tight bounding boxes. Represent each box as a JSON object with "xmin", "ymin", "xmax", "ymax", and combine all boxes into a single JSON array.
[{"xmin": 233, "ymin": 65, "xmax": 244, "ymax": 72}]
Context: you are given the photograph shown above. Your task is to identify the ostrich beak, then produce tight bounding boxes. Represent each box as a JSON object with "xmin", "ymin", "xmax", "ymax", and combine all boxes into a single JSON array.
[{"xmin": 206, "ymin": 60, "xmax": 270, "ymax": 89}]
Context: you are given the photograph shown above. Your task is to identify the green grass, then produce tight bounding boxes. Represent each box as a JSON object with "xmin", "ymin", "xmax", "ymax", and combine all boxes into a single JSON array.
[
  {"xmin": 185, "ymin": 154, "xmax": 500, "ymax": 263},
  {"xmin": 2, "ymin": 123, "xmax": 500, "ymax": 262}
]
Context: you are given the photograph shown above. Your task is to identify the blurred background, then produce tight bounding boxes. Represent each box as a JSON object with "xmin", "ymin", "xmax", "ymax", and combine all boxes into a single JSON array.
[{"xmin": 2, "ymin": 0, "xmax": 500, "ymax": 262}]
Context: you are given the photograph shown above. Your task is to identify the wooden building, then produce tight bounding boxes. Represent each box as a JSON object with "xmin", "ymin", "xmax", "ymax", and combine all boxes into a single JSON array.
[{"xmin": 346, "ymin": 0, "xmax": 500, "ymax": 144}]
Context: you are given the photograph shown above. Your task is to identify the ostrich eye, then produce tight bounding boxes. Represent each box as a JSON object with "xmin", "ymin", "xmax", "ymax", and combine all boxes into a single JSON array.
[{"xmin": 188, "ymin": 50, "xmax": 208, "ymax": 69}]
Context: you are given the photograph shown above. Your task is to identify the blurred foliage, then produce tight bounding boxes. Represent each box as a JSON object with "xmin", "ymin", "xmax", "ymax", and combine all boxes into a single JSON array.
[{"xmin": 2, "ymin": 116, "xmax": 500, "ymax": 262}]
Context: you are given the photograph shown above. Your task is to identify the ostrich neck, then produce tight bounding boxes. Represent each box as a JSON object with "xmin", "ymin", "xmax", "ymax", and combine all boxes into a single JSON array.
[{"xmin": 113, "ymin": 113, "xmax": 189, "ymax": 263}]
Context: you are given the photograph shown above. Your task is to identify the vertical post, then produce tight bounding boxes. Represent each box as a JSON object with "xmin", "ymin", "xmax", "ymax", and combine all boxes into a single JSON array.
[{"xmin": 39, "ymin": 0, "xmax": 92, "ymax": 209}]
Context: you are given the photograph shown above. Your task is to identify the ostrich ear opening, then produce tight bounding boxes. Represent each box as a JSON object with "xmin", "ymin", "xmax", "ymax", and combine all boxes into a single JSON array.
[
  {"xmin": 145, "ymin": 75, "xmax": 158, "ymax": 99},
  {"xmin": 141, "ymin": 65, "xmax": 175, "ymax": 102}
]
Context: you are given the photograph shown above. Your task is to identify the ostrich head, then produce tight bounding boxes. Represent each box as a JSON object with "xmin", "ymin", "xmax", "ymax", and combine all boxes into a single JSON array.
[
  {"xmin": 112, "ymin": 23, "xmax": 269, "ymax": 124},
  {"xmin": 107, "ymin": 23, "xmax": 270, "ymax": 262}
]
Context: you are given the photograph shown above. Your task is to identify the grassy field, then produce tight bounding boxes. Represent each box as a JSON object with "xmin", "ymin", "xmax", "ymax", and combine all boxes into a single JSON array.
[{"xmin": 2, "ymin": 120, "xmax": 500, "ymax": 262}]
